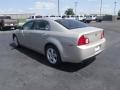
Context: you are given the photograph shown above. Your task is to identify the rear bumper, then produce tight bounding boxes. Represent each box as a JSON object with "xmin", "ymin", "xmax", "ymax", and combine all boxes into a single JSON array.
[{"xmin": 62, "ymin": 38, "xmax": 106, "ymax": 63}]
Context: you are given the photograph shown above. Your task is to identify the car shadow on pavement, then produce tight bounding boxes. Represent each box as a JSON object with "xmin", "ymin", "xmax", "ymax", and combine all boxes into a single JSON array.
[{"xmin": 10, "ymin": 43, "xmax": 96, "ymax": 73}]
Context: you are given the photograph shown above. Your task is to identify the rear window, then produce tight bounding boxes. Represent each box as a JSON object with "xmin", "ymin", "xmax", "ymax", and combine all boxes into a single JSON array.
[{"xmin": 55, "ymin": 19, "xmax": 88, "ymax": 29}]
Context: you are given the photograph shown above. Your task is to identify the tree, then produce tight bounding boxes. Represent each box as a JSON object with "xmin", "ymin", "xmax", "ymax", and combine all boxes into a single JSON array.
[
  {"xmin": 65, "ymin": 8, "xmax": 75, "ymax": 16},
  {"xmin": 118, "ymin": 10, "xmax": 120, "ymax": 16}
]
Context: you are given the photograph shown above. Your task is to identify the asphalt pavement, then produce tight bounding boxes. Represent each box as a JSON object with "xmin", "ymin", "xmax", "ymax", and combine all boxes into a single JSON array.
[{"xmin": 0, "ymin": 21, "xmax": 120, "ymax": 90}]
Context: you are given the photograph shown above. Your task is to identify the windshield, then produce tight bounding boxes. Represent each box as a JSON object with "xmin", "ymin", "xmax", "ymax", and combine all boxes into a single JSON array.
[{"xmin": 55, "ymin": 19, "xmax": 88, "ymax": 29}]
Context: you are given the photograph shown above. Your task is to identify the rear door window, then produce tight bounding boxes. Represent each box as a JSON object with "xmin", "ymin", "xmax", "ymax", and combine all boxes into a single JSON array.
[{"xmin": 33, "ymin": 20, "xmax": 50, "ymax": 31}]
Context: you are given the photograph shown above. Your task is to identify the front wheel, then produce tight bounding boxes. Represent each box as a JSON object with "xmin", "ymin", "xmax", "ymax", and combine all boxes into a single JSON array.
[
  {"xmin": 45, "ymin": 45, "xmax": 62, "ymax": 65},
  {"xmin": 13, "ymin": 36, "xmax": 20, "ymax": 48}
]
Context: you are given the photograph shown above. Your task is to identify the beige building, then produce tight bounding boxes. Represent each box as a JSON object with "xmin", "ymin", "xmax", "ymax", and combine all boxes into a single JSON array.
[{"xmin": 0, "ymin": 13, "xmax": 35, "ymax": 19}]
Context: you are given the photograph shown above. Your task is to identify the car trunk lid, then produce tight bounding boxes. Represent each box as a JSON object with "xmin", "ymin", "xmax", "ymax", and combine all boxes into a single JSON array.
[{"xmin": 72, "ymin": 27, "xmax": 104, "ymax": 45}]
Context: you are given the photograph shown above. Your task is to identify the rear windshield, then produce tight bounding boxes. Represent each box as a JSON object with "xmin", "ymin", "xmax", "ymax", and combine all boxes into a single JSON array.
[{"xmin": 55, "ymin": 19, "xmax": 88, "ymax": 29}]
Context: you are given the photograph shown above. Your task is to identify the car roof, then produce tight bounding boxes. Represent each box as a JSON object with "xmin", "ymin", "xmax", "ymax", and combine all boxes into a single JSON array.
[
  {"xmin": 29, "ymin": 18, "xmax": 77, "ymax": 22},
  {"xmin": 26, "ymin": 18, "xmax": 55, "ymax": 22},
  {"xmin": 27, "ymin": 18, "xmax": 80, "ymax": 23}
]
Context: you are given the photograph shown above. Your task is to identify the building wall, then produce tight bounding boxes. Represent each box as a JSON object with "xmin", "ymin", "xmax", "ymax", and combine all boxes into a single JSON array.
[{"xmin": 0, "ymin": 13, "xmax": 35, "ymax": 19}]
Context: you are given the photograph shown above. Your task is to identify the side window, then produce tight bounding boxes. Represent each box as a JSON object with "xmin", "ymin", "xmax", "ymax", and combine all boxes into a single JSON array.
[
  {"xmin": 23, "ymin": 21, "xmax": 34, "ymax": 30},
  {"xmin": 34, "ymin": 20, "xmax": 50, "ymax": 30}
]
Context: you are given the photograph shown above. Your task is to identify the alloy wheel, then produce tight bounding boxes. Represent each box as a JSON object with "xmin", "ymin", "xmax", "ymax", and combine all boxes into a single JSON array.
[{"xmin": 46, "ymin": 48, "xmax": 58, "ymax": 64}]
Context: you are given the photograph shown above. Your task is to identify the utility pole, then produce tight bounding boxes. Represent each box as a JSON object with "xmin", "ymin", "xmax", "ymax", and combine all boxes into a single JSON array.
[
  {"xmin": 74, "ymin": 2, "xmax": 78, "ymax": 15},
  {"xmin": 114, "ymin": 0, "xmax": 117, "ymax": 15},
  {"xmin": 100, "ymin": 0, "xmax": 102, "ymax": 16},
  {"xmin": 58, "ymin": 0, "xmax": 60, "ymax": 16}
]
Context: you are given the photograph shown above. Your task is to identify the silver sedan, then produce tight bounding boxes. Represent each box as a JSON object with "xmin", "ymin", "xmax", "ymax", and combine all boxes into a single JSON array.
[{"xmin": 13, "ymin": 18, "xmax": 106, "ymax": 65}]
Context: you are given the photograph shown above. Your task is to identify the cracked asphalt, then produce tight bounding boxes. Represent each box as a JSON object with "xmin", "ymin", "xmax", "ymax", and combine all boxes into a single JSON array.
[{"xmin": 0, "ymin": 21, "xmax": 120, "ymax": 90}]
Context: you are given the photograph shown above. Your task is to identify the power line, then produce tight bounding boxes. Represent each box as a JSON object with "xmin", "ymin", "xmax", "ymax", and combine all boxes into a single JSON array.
[
  {"xmin": 74, "ymin": 2, "xmax": 78, "ymax": 15},
  {"xmin": 58, "ymin": 0, "xmax": 60, "ymax": 16},
  {"xmin": 114, "ymin": 0, "xmax": 117, "ymax": 15},
  {"xmin": 100, "ymin": 0, "xmax": 102, "ymax": 16}
]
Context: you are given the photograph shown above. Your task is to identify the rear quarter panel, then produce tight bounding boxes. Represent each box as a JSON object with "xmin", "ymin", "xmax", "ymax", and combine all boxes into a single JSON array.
[{"xmin": 43, "ymin": 31, "xmax": 79, "ymax": 59}]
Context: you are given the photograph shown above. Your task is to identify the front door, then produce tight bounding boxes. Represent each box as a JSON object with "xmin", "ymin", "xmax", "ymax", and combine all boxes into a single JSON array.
[{"xmin": 19, "ymin": 20, "xmax": 35, "ymax": 48}]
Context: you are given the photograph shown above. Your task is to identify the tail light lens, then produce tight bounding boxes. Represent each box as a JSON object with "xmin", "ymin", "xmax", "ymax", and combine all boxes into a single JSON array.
[
  {"xmin": 101, "ymin": 31, "xmax": 104, "ymax": 39},
  {"xmin": 78, "ymin": 35, "xmax": 89, "ymax": 45}
]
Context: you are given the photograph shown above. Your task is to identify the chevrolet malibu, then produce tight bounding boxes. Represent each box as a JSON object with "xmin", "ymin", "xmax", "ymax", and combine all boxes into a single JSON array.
[{"xmin": 12, "ymin": 19, "xmax": 106, "ymax": 65}]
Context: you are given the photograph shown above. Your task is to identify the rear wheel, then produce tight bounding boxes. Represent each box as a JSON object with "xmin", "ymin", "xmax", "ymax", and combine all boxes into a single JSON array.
[{"xmin": 45, "ymin": 45, "xmax": 61, "ymax": 65}]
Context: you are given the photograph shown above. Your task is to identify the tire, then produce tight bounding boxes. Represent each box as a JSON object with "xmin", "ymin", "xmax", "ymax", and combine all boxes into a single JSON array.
[
  {"xmin": 0, "ymin": 26, "xmax": 3, "ymax": 31},
  {"xmin": 83, "ymin": 19, "xmax": 86, "ymax": 23},
  {"xmin": 87, "ymin": 20, "xmax": 91, "ymax": 23},
  {"xmin": 96, "ymin": 19, "xmax": 102, "ymax": 22},
  {"xmin": 14, "ymin": 27, "xmax": 17, "ymax": 30},
  {"xmin": 13, "ymin": 36, "xmax": 20, "ymax": 48},
  {"xmin": 45, "ymin": 45, "xmax": 62, "ymax": 65}
]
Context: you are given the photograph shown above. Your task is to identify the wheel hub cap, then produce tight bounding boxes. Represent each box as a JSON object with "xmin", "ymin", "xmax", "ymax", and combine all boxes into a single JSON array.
[{"xmin": 47, "ymin": 48, "xmax": 57, "ymax": 64}]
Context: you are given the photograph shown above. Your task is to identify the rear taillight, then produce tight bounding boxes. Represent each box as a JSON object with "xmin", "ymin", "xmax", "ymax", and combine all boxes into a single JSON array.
[
  {"xmin": 78, "ymin": 35, "xmax": 89, "ymax": 45},
  {"xmin": 101, "ymin": 31, "xmax": 104, "ymax": 39}
]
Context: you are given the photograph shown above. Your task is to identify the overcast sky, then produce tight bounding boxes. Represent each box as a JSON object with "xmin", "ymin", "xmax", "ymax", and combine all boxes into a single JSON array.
[{"xmin": 0, "ymin": 0, "xmax": 119, "ymax": 15}]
